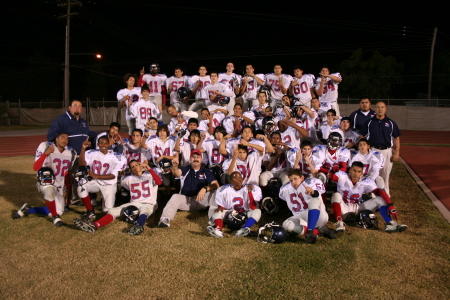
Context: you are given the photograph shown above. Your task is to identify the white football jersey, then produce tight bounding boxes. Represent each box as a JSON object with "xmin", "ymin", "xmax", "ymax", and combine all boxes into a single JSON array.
[
  {"xmin": 349, "ymin": 150, "xmax": 384, "ymax": 180},
  {"xmin": 241, "ymin": 74, "xmax": 265, "ymax": 101},
  {"xmin": 121, "ymin": 170, "xmax": 162, "ymax": 204},
  {"xmin": 117, "ymin": 87, "xmax": 142, "ymax": 120},
  {"xmin": 188, "ymin": 75, "xmax": 211, "ymax": 99},
  {"xmin": 168, "ymin": 116, "xmax": 188, "ymax": 135},
  {"xmin": 262, "ymin": 150, "xmax": 289, "ymax": 174},
  {"xmin": 202, "ymin": 139, "xmax": 228, "ymax": 166},
  {"xmin": 265, "ymin": 73, "xmax": 292, "ymax": 100},
  {"xmin": 129, "ymin": 99, "xmax": 161, "ymax": 131},
  {"xmin": 122, "ymin": 139, "xmax": 147, "ymax": 164},
  {"xmin": 145, "ymin": 136, "xmax": 176, "ymax": 166},
  {"xmin": 291, "ymin": 74, "xmax": 315, "ymax": 103},
  {"xmin": 203, "ymin": 82, "xmax": 234, "ymax": 106},
  {"xmin": 166, "ymin": 75, "xmax": 190, "ymax": 104},
  {"xmin": 218, "ymin": 73, "xmax": 242, "ymax": 96},
  {"xmin": 334, "ymin": 171, "xmax": 377, "ymax": 204},
  {"xmin": 214, "ymin": 183, "xmax": 262, "ymax": 211},
  {"xmin": 84, "ymin": 149, "xmax": 126, "ymax": 185},
  {"xmin": 299, "ymin": 110, "xmax": 319, "ymax": 140},
  {"xmin": 35, "ymin": 142, "xmax": 77, "ymax": 190},
  {"xmin": 315, "ymin": 73, "xmax": 342, "ymax": 103},
  {"xmin": 314, "ymin": 145, "xmax": 351, "ymax": 172},
  {"xmin": 222, "ymin": 112, "xmax": 256, "ymax": 136},
  {"xmin": 279, "ymin": 178, "xmax": 324, "ymax": 215},
  {"xmin": 225, "ymin": 138, "xmax": 266, "ymax": 156},
  {"xmin": 286, "ymin": 147, "xmax": 324, "ymax": 176},
  {"xmin": 141, "ymin": 74, "xmax": 167, "ymax": 96},
  {"xmin": 280, "ymin": 127, "xmax": 302, "ymax": 149},
  {"xmin": 222, "ymin": 151, "xmax": 262, "ymax": 185},
  {"xmin": 207, "ymin": 104, "xmax": 227, "ymax": 128}
]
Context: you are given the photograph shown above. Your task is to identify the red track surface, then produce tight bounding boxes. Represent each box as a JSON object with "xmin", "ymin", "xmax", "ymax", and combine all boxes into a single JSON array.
[{"xmin": 1, "ymin": 130, "xmax": 448, "ymax": 211}]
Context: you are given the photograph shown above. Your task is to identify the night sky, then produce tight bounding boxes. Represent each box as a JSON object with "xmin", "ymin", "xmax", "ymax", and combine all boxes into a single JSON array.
[{"xmin": 2, "ymin": 1, "xmax": 449, "ymax": 102}]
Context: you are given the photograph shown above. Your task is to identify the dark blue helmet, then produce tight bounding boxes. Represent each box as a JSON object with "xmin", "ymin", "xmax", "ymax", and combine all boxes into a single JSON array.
[
  {"xmin": 74, "ymin": 166, "xmax": 92, "ymax": 185},
  {"xmin": 257, "ymin": 222, "xmax": 286, "ymax": 243},
  {"xmin": 356, "ymin": 209, "xmax": 378, "ymax": 229},
  {"xmin": 177, "ymin": 87, "xmax": 189, "ymax": 101},
  {"xmin": 123, "ymin": 205, "xmax": 139, "ymax": 224},
  {"xmin": 225, "ymin": 210, "xmax": 247, "ymax": 230},
  {"xmin": 159, "ymin": 158, "xmax": 172, "ymax": 174},
  {"xmin": 37, "ymin": 167, "xmax": 55, "ymax": 186}
]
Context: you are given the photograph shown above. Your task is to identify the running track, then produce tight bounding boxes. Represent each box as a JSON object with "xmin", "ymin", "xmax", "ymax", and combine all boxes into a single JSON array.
[{"xmin": 1, "ymin": 130, "xmax": 449, "ymax": 212}]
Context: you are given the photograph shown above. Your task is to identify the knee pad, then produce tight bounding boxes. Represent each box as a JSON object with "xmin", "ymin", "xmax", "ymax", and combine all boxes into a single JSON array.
[
  {"xmin": 308, "ymin": 197, "xmax": 322, "ymax": 210},
  {"xmin": 375, "ymin": 176, "xmax": 385, "ymax": 189},
  {"xmin": 331, "ymin": 192, "xmax": 343, "ymax": 204},
  {"xmin": 259, "ymin": 171, "xmax": 273, "ymax": 187},
  {"xmin": 42, "ymin": 186, "xmax": 56, "ymax": 201},
  {"xmin": 248, "ymin": 209, "xmax": 261, "ymax": 222}
]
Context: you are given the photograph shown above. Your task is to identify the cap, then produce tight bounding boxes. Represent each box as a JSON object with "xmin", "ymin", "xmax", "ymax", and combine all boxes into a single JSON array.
[
  {"xmin": 341, "ymin": 116, "xmax": 351, "ymax": 122},
  {"xmin": 190, "ymin": 149, "xmax": 202, "ymax": 157}
]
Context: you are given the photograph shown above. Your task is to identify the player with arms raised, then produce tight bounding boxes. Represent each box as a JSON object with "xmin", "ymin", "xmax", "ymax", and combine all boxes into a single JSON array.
[
  {"xmin": 289, "ymin": 66, "xmax": 315, "ymax": 108},
  {"xmin": 138, "ymin": 63, "xmax": 167, "ymax": 110}
]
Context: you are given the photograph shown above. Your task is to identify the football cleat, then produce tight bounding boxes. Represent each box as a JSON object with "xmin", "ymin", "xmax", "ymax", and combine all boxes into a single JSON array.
[
  {"xmin": 305, "ymin": 229, "xmax": 317, "ymax": 244},
  {"xmin": 12, "ymin": 203, "xmax": 30, "ymax": 219},
  {"xmin": 127, "ymin": 224, "xmax": 144, "ymax": 236},
  {"xmin": 82, "ymin": 210, "xmax": 95, "ymax": 222},
  {"xmin": 207, "ymin": 226, "xmax": 223, "ymax": 238},
  {"xmin": 334, "ymin": 220, "xmax": 346, "ymax": 232},
  {"xmin": 158, "ymin": 217, "xmax": 170, "ymax": 228},
  {"xmin": 318, "ymin": 226, "xmax": 336, "ymax": 239},
  {"xmin": 385, "ymin": 221, "xmax": 408, "ymax": 233},
  {"xmin": 73, "ymin": 218, "xmax": 96, "ymax": 233},
  {"xmin": 52, "ymin": 215, "xmax": 64, "ymax": 227},
  {"xmin": 235, "ymin": 227, "xmax": 251, "ymax": 237}
]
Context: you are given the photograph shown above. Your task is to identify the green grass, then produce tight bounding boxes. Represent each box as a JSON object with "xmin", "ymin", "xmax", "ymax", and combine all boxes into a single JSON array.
[{"xmin": 1, "ymin": 156, "xmax": 449, "ymax": 299}]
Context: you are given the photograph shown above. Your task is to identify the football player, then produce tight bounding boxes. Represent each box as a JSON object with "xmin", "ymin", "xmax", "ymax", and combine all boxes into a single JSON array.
[
  {"xmin": 122, "ymin": 129, "xmax": 148, "ymax": 166},
  {"xmin": 259, "ymin": 131, "xmax": 291, "ymax": 188},
  {"xmin": 73, "ymin": 160, "xmax": 162, "ymax": 235},
  {"xmin": 287, "ymin": 140, "xmax": 324, "ymax": 178},
  {"xmin": 349, "ymin": 138, "xmax": 384, "ymax": 188},
  {"xmin": 315, "ymin": 67, "xmax": 342, "ymax": 116},
  {"xmin": 329, "ymin": 161, "xmax": 407, "ymax": 233},
  {"xmin": 95, "ymin": 122, "xmax": 123, "ymax": 153},
  {"xmin": 166, "ymin": 67, "xmax": 190, "ymax": 112},
  {"xmin": 138, "ymin": 63, "xmax": 167, "ymax": 109},
  {"xmin": 279, "ymin": 169, "xmax": 335, "ymax": 243},
  {"xmin": 13, "ymin": 133, "xmax": 77, "ymax": 227},
  {"xmin": 222, "ymin": 103, "xmax": 255, "ymax": 137},
  {"xmin": 218, "ymin": 62, "xmax": 242, "ymax": 113},
  {"xmin": 207, "ymin": 171, "xmax": 262, "ymax": 238},
  {"xmin": 128, "ymin": 84, "xmax": 162, "ymax": 132},
  {"xmin": 276, "ymin": 118, "xmax": 309, "ymax": 149},
  {"xmin": 240, "ymin": 64, "xmax": 265, "ymax": 111},
  {"xmin": 188, "ymin": 66, "xmax": 211, "ymax": 112},
  {"xmin": 117, "ymin": 73, "xmax": 141, "ymax": 136},
  {"xmin": 265, "ymin": 65, "xmax": 292, "ymax": 109},
  {"xmin": 222, "ymin": 143, "xmax": 264, "ymax": 185},
  {"xmin": 288, "ymin": 66, "xmax": 316, "ymax": 108}
]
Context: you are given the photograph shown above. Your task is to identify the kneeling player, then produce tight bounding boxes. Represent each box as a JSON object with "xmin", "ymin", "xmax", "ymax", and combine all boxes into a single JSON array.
[
  {"xmin": 13, "ymin": 133, "xmax": 76, "ymax": 227},
  {"xmin": 207, "ymin": 171, "xmax": 262, "ymax": 238},
  {"xmin": 73, "ymin": 160, "xmax": 162, "ymax": 235},
  {"xmin": 279, "ymin": 169, "xmax": 335, "ymax": 243},
  {"xmin": 330, "ymin": 161, "xmax": 407, "ymax": 233}
]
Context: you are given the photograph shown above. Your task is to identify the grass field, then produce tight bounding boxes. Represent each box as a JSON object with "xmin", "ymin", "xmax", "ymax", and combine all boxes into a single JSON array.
[{"xmin": 1, "ymin": 155, "xmax": 449, "ymax": 300}]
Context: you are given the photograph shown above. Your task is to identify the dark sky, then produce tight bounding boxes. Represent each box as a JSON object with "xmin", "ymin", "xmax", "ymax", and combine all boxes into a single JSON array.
[{"xmin": 2, "ymin": 1, "xmax": 449, "ymax": 101}]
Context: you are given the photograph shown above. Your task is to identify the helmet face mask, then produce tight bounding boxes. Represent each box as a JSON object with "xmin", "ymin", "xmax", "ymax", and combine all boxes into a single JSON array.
[
  {"xmin": 262, "ymin": 116, "xmax": 275, "ymax": 135},
  {"xmin": 327, "ymin": 132, "xmax": 343, "ymax": 150},
  {"xmin": 74, "ymin": 166, "xmax": 92, "ymax": 186},
  {"xmin": 123, "ymin": 205, "xmax": 139, "ymax": 224},
  {"xmin": 225, "ymin": 210, "xmax": 247, "ymax": 230},
  {"xmin": 257, "ymin": 222, "xmax": 286, "ymax": 243},
  {"xmin": 149, "ymin": 63, "xmax": 160, "ymax": 74},
  {"xmin": 159, "ymin": 159, "xmax": 172, "ymax": 174},
  {"xmin": 177, "ymin": 87, "xmax": 188, "ymax": 101},
  {"xmin": 356, "ymin": 210, "xmax": 378, "ymax": 229},
  {"xmin": 37, "ymin": 167, "xmax": 55, "ymax": 186}
]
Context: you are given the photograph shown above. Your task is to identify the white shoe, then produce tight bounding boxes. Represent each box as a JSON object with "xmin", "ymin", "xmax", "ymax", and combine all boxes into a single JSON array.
[
  {"xmin": 385, "ymin": 221, "xmax": 408, "ymax": 233},
  {"xmin": 158, "ymin": 217, "xmax": 170, "ymax": 228},
  {"xmin": 235, "ymin": 227, "xmax": 251, "ymax": 237},
  {"xmin": 207, "ymin": 226, "xmax": 223, "ymax": 238},
  {"xmin": 334, "ymin": 220, "xmax": 346, "ymax": 232}
]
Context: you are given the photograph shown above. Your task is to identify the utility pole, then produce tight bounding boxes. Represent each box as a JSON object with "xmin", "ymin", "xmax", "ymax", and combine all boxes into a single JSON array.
[
  {"xmin": 428, "ymin": 27, "xmax": 437, "ymax": 106},
  {"xmin": 58, "ymin": 0, "xmax": 80, "ymax": 108}
]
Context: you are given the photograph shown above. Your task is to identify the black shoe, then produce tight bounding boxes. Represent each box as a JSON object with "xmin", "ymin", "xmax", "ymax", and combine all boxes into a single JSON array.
[
  {"xmin": 13, "ymin": 203, "xmax": 30, "ymax": 219},
  {"xmin": 52, "ymin": 215, "xmax": 64, "ymax": 227},
  {"xmin": 305, "ymin": 229, "xmax": 317, "ymax": 244},
  {"xmin": 73, "ymin": 218, "xmax": 96, "ymax": 233},
  {"xmin": 82, "ymin": 210, "xmax": 95, "ymax": 222},
  {"xmin": 127, "ymin": 225, "xmax": 144, "ymax": 236},
  {"xmin": 318, "ymin": 226, "xmax": 336, "ymax": 239}
]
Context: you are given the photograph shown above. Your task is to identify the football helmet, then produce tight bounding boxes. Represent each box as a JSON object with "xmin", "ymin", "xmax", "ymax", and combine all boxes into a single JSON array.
[
  {"xmin": 262, "ymin": 116, "xmax": 275, "ymax": 134},
  {"xmin": 37, "ymin": 167, "xmax": 55, "ymax": 186},
  {"xmin": 225, "ymin": 210, "xmax": 248, "ymax": 230},
  {"xmin": 327, "ymin": 132, "xmax": 343, "ymax": 150},
  {"xmin": 212, "ymin": 95, "xmax": 230, "ymax": 105},
  {"xmin": 74, "ymin": 166, "xmax": 92, "ymax": 186},
  {"xmin": 123, "ymin": 205, "xmax": 139, "ymax": 224},
  {"xmin": 356, "ymin": 209, "xmax": 378, "ymax": 229},
  {"xmin": 159, "ymin": 158, "xmax": 172, "ymax": 174},
  {"xmin": 149, "ymin": 63, "xmax": 160, "ymax": 74},
  {"xmin": 130, "ymin": 94, "xmax": 140, "ymax": 103},
  {"xmin": 261, "ymin": 197, "xmax": 279, "ymax": 215},
  {"xmin": 209, "ymin": 165, "xmax": 223, "ymax": 183},
  {"xmin": 177, "ymin": 87, "xmax": 189, "ymax": 102},
  {"xmin": 257, "ymin": 222, "xmax": 287, "ymax": 243}
]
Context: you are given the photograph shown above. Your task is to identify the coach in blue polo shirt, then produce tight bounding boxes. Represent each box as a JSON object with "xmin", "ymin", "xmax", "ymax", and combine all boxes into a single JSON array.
[
  {"xmin": 158, "ymin": 149, "xmax": 219, "ymax": 228},
  {"xmin": 359, "ymin": 101, "xmax": 400, "ymax": 196}
]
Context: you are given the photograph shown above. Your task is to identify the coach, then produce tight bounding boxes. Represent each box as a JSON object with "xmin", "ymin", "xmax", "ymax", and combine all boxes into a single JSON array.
[
  {"xmin": 349, "ymin": 97, "xmax": 376, "ymax": 133},
  {"xmin": 157, "ymin": 149, "xmax": 219, "ymax": 228},
  {"xmin": 359, "ymin": 101, "xmax": 400, "ymax": 196}
]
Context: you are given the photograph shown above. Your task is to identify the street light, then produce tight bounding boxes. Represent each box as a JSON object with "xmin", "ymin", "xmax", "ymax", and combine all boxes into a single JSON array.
[{"xmin": 63, "ymin": 53, "xmax": 101, "ymax": 107}]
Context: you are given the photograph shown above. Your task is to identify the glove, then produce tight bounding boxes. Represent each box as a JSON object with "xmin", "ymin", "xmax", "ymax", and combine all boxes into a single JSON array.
[
  {"xmin": 388, "ymin": 204, "xmax": 398, "ymax": 220},
  {"xmin": 332, "ymin": 164, "xmax": 340, "ymax": 173}
]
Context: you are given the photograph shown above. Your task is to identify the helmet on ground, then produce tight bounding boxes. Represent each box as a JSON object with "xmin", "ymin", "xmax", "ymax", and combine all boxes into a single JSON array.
[
  {"xmin": 327, "ymin": 132, "xmax": 343, "ymax": 150},
  {"xmin": 37, "ymin": 167, "xmax": 55, "ymax": 186},
  {"xmin": 257, "ymin": 222, "xmax": 286, "ymax": 243},
  {"xmin": 225, "ymin": 210, "xmax": 247, "ymax": 230},
  {"xmin": 123, "ymin": 205, "xmax": 139, "ymax": 224},
  {"xmin": 356, "ymin": 209, "xmax": 378, "ymax": 229}
]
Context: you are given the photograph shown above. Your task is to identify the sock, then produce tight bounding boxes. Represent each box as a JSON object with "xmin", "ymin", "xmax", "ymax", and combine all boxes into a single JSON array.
[
  {"xmin": 214, "ymin": 219, "xmax": 223, "ymax": 230},
  {"xmin": 302, "ymin": 226, "xmax": 319, "ymax": 236},
  {"xmin": 136, "ymin": 214, "xmax": 148, "ymax": 226},
  {"xmin": 243, "ymin": 217, "xmax": 257, "ymax": 228},
  {"xmin": 332, "ymin": 202, "xmax": 343, "ymax": 221},
  {"xmin": 28, "ymin": 207, "xmax": 50, "ymax": 215},
  {"xmin": 379, "ymin": 206, "xmax": 392, "ymax": 223},
  {"xmin": 81, "ymin": 195, "xmax": 93, "ymax": 211},
  {"xmin": 93, "ymin": 214, "xmax": 114, "ymax": 228},
  {"xmin": 307, "ymin": 209, "xmax": 320, "ymax": 230},
  {"xmin": 45, "ymin": 201, "xmax": 58, "ymax": 217}
]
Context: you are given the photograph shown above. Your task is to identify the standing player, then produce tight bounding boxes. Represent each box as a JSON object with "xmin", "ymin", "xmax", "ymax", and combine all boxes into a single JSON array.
[
  {"xmin": 203, "ymin": 72, "xmax": 235, "ymax": 110},
  {"xmin": 117, "ymin": 73, "xmax": 141, "ymax": 136},
  {"xmin": 76, "ymin": 136, "xmax": 127, "ymax": 220},
  {"xmin": 128, "ymin": 85, "xmax": 162, "ymax": 132},
  {"xmin": 207, "ymin": 171, "xmax": 262, "ymax": 238},
  {"xmin": 329, "ymin": 161, "xmax": 407, "ymax": 233},
  {"xmin": 166, "ymin": 67, "xmax": 190, "ymax": 112},
  {"xmin": 188, "ymin": 66, "xmax": 211, "ymax": 112},
  {"xmin": 13, "ymin": 133, "xmax": 77, "ymax": 227},
  {"xmin": 289, "ymin": 66, "xmax": 316, "ymax": 108},
  {"xmin": 218, "ymin": 62, "xmax": 241, "ymax": 113},
  {"xmin": 240, "ymin": 64, "xmax": 265, "ymax": 111},
  {"xmin": 279, "ymin": 169, "xmax": 335, "ymax": 243},
  {"xmin": 265, "ymin": 65, "xmax": 292, "ymax": 108},
  {"xmin": 315, "ymin": 67, "xmax": 342, "ymax": 116},
  {"xmin": 138, "ymin": 63, "xmax": 167, "ymax": 109},
  {"xmin": 73, "ymin": 160, "xmax": 162, "ymax": 235}
]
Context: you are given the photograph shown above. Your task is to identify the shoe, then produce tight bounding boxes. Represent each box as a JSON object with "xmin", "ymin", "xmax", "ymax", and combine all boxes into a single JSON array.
[
  {"xmin": 235, "ymin": 227, "xmax": 251, "ymax": 237},
  {"xmin": 64, "ymin": 206, "xmax": 71, "ymax": 213},
  {"xmin": 208, "ymin": 217, "xmax": 214, "ymax": 226},
  {"xmin": 82, "ymin": 210, "xmax": 95, "ymax": 222},
  {"xmin": 75, "ymin": 201, "xmax": 84, "ymax": 206},
  {"xmin": 127, "ymin": 224, "xmax": 144, "ymax": 236},
  {"xmin": 207, "ymin": 226, "xmax": 223, "ymax": 238},
  {"xmin": 318, "ymin": 226, "xmax": 336, "ymax": 239},
  {"xmin": 52, "ymin": 215, "xmax": 64, "ymax": 227},
  {"xmin": 158, "ymin": 217, "xmax": 170, "ymax": 228},
  {"xmin": 73, "ymin": 218, "xmax": 96, "ymax": 233},
  {"xmin": 385, "ymin": 221, "xmax": 408, "ymax": 233},
  {"xmin": 305, "ymin": 229, "xmax": 317, "ymax": 244},
  {"xmin": 334, "ymin": 220, "xmax": 346, "ymax": 232},
  {"xmin": 13, "ymin": 203, "xmax": 30, "ymax": 219}
]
